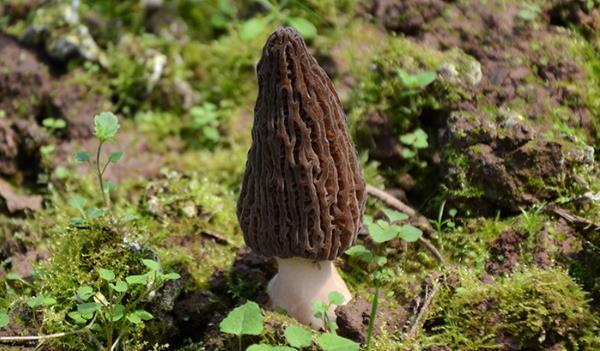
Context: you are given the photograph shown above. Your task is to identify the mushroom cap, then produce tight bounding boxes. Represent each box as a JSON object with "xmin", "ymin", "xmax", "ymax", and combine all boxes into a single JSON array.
[{"xmin": 237, "ymin": 27, "xmax": 366, "ymax": 260}]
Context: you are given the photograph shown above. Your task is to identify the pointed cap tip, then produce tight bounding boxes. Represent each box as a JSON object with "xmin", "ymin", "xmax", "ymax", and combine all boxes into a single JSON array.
[{"xmin": 266, "ymin": 27, "xmax": 305, "ymax": 46}]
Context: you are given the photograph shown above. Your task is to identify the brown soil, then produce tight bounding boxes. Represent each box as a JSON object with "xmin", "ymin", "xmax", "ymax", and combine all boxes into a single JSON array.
[
  {"xmin": 366, "ymin": 0, "xmax": 597, "ymax": 213},
  {"xmin": 0, "ymin": 178, "xmax": 42, "ymax": 214},
  {"xmin": 485, "ymin": 220, "xmax": 582, "ymax": 275},
  {"xmin": 485, "ymin": 229, "xmax": 526, "ymax": 275},
  {"xmin": 54, "ymin": 131, "xmax": 164, "ymax": 184},
  {"xmin": 533, "ymin": 220, "xmax": 581, "ymax": 268},
  {"xmin": 209, "ymin": 247, "xmax": 276, "ymax": 305},
  {"xmin": 166, "ymin": 248, "xmax": 276, "ymax": 347},
  {"xmin": 0, "ymin": 32, "xmax": 164, "ymax": 191},
  {"xmin": 548, "ymin": 0, "xmax": 600, "ymax": 37},
  {"xmin": 0, "ymin": 220, "xmax": 47, "ymax": 278},
  {"xmin": 370, "ymin": 0, "xmax": 446, "ymax": 36}
]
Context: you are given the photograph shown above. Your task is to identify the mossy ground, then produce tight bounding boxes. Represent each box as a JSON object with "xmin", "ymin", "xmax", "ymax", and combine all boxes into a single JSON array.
[{"xmin": 0, "ymin": 0, "xmax": 599, "ymax": 350}]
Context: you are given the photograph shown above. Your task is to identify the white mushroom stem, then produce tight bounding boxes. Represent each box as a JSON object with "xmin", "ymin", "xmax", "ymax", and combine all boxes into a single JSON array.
[{"xmin": 268, "ymin": 257, "xmax": 352, "ymax": 329}]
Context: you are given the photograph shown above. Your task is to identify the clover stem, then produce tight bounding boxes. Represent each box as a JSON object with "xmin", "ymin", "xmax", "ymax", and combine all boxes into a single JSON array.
[
  {"xmin": 96, "ymin": 141, "xmax": 107, "ymax": 207},
  {"xmin": 365, "ymin": 276, "xmax": 380, "ymax": 351},
  {"xmin": 106, "ymin": 285, "xmax": 114, "ymax": 351}
]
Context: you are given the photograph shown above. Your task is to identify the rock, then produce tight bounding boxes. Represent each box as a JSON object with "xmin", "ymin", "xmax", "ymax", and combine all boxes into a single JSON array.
[
  {"xmin": 20, "ymin": 0, "xmax": 106, "ymax": 65},
  {"xmin": 0, "ymin": 120, "xmax": 19, "ymax": 176},
  {"xmin": 146, "ymin": 273, "xmax": 185, "ymax": 341},
  {"xmin": 465, "ymin": 60, "xmax": 483, "ymax": 86},
  {"xmin": 0, "ymin": 33, "xmax": 52, "ymax": 119},
  {"xmin": 466, "ymin": 143, "xmax": 530, "ymax": 209},
  {"xmin": 371, "ymin": 0, "xmax": 445, "ymax": 36},
  {"xmin": 443, "ymin": 105, "xmax": 592, "ymax": 213},
  {"xmin": 0, "ymin": 178, "xmax": 43, "ymax": 214},
  {"xmin": 445, "ymin": 111, "xmax": 495, "ymax": 149}
]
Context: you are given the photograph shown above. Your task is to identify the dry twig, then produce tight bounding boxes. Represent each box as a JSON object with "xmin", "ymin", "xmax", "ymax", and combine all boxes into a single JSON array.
[
  {"xmin": 545, "ymin": 204, "xmax": 600, "ymax": 232},
  {"xmin": 405, "ymin": 274, "xmax": 441, "ymax": 338},
  {"xmin": 200, "ymin": 229, "xmax": 231, "ymax": 245},
  {"xmin": 0, "ymin": 329, "xmax": 86, "ymax": 343},
  {"xmin": 0, "ymin": 316, "xmax": 98, "ymax": 345},
  {"xmin": 366, "ymin": 184, "xmax": 417, "ymax": 217}
]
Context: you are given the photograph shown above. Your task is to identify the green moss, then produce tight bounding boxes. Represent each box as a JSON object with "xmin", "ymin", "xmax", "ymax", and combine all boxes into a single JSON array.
[
  {"xmin": 562, "ymin": 35, "xmax": 600, "ymax": 148},
  {"xmin": 182, "ymin": 31, "xmax": 264, "ymax": 106},
  {"xmin": 35, "ymin": 220, "xmax": 150, "ymax": 350},
  {"xmin": 348, "ymin": 257, "xmax": 600, "ymax": 350},
  {"xmin": 425, "ymin": 268, "xmax": 600, "ymax": 350},
  {"xmin": 106, "ymin": 33, "xmax": 192, "ymax": 114},
  {"xmin": 440, "ymin": 153, "xmax": 485, "ymax": 207},
  {"xmin": 138, "ymin": 171, "xmax": 242, "ymax": 289},
  {"xmin": 0, "ymin": 163, "xmax": 242, "ymax": 348},
  {"xmin": 350, "ymin": 36, "xmax": 477, "ymax": 133},
  {"xmin": 347, "ymin": 35, "xmax": 480, "ymax": 192}
]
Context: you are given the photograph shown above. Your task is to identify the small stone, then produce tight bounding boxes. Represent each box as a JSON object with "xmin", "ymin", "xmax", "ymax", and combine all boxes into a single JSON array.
[
  {"xmin": 181, "ymin": 201, "xmax": 197, "ymax": 218},
  {"xmin": 439, "ymin": 62, "xmax": 459, "ymax": 82},
  {"xmin": 465, "ymin": 60, "xmax": 482, "ymax": 85}
]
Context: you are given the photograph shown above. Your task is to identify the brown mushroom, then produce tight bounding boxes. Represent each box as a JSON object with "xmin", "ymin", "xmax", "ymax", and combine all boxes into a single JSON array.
[{"xmin": 237, "ymin": 27, "xmax": 366, "ymax": 328}]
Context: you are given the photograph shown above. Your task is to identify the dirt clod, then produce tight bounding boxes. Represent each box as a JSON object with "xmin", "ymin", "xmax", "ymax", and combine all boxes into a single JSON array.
[
  {"xmin": 336, "ymin": 293, "xmax": 406, "ymax": 343},
  {"xmin": 486, "ymin": 230, "xmax": 525, "ymax": 275}
]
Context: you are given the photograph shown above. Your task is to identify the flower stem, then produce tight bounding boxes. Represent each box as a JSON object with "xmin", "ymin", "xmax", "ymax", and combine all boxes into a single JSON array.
[
  {"xmin": 96, "ymin": 141, "xmax": 107, "ymax": 207},
  {"xmin": 365, "ymin": 277, "xmax": 380, "ymax": 351}
]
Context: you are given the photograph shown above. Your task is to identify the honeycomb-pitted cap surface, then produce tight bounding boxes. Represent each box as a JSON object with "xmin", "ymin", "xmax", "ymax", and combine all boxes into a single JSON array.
[{"xmin": 237, "ymin": 27, "xmax": 366, "ymax": 260}]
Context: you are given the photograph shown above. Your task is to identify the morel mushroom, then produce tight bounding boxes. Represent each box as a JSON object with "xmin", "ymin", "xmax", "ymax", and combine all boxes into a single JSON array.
[{"xmin": 237, "ymin": 27, "xmax": 366, "ymax": 328}]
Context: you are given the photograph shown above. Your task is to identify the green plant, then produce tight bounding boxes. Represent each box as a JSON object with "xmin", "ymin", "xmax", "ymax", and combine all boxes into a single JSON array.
[
  {"xmin": 68, "ymin": 195, "xmax": 105, "ymax": 226},
  {"xmin": 316, "ymin": 333, "xmax": 359, "ymax": 351},
  {"xmin": 246, "ymin": 344, "xmax": 296, "ymax": 351},
  {"xmin": 67, "ymin": 259, "xmax": 180, "ymax": 350},
  {"xmin": 399, "ymin": 128, "xmax": 429, "ymax": 165},
  {"xmin": 238, "ymin": 0, "xmax": 317, "ymax": 42},
  {"xmin": 4, "ymin": 272, "xmax": 32, "ymax": 288},
  {"xmin": 431, "ymin": 201, "xmax": 458, "ymax": 250},
  {"xmin": 0, "ymin": 256, "xmax": 179, "ymax": 350},
  {"xmin": 363, "ymin": 209, "xmax": 423, "ymax": 244},
  {"xmin": 26, "ymin": 295, "xmax": 57, "ymax": 329},
  {"xmin": 345, "ymin": 207, "xmax": 423, "ymax": 350},
  {"xmin": 219, "ymin": 300, "xmax": 264, "ymax": 351},
  {"xmin": 221, "ymin": 300, "xmax": 359, "ymax": 351},
  {"xmin": 427, "ymin": 268, "xmax": 600, "ymax": 349},
  {"xmin": 311, "ymin": 291, "xmax": 345, "ymax": 333},
  {"xmin": 519, "ymin": 203, "xmax": 546, "ymax": 231},
  {"xmin": 189, "ymin": 102, "xmax": 221, "ymax": 148},
  {"xmin": 0, "ymin": 311, "xmax": 8, "ymax": 328},
  {"xmin": 74, "ymin": 112, "xmax": 123, "ymax": 208},
  {"xmin": 396, "ymin": 69, "xmax": 437, "ymax": 95},
  {"xmin": 284, "ymin": 325, "xmax": 312, "ymax": 349},
  {"xmin": 517, "ymin": 4, "xmax": 541, "ymax": 21},
  {"xmin": 42, "ymin": 118, "xmax": 67, "ymax": 132}
]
